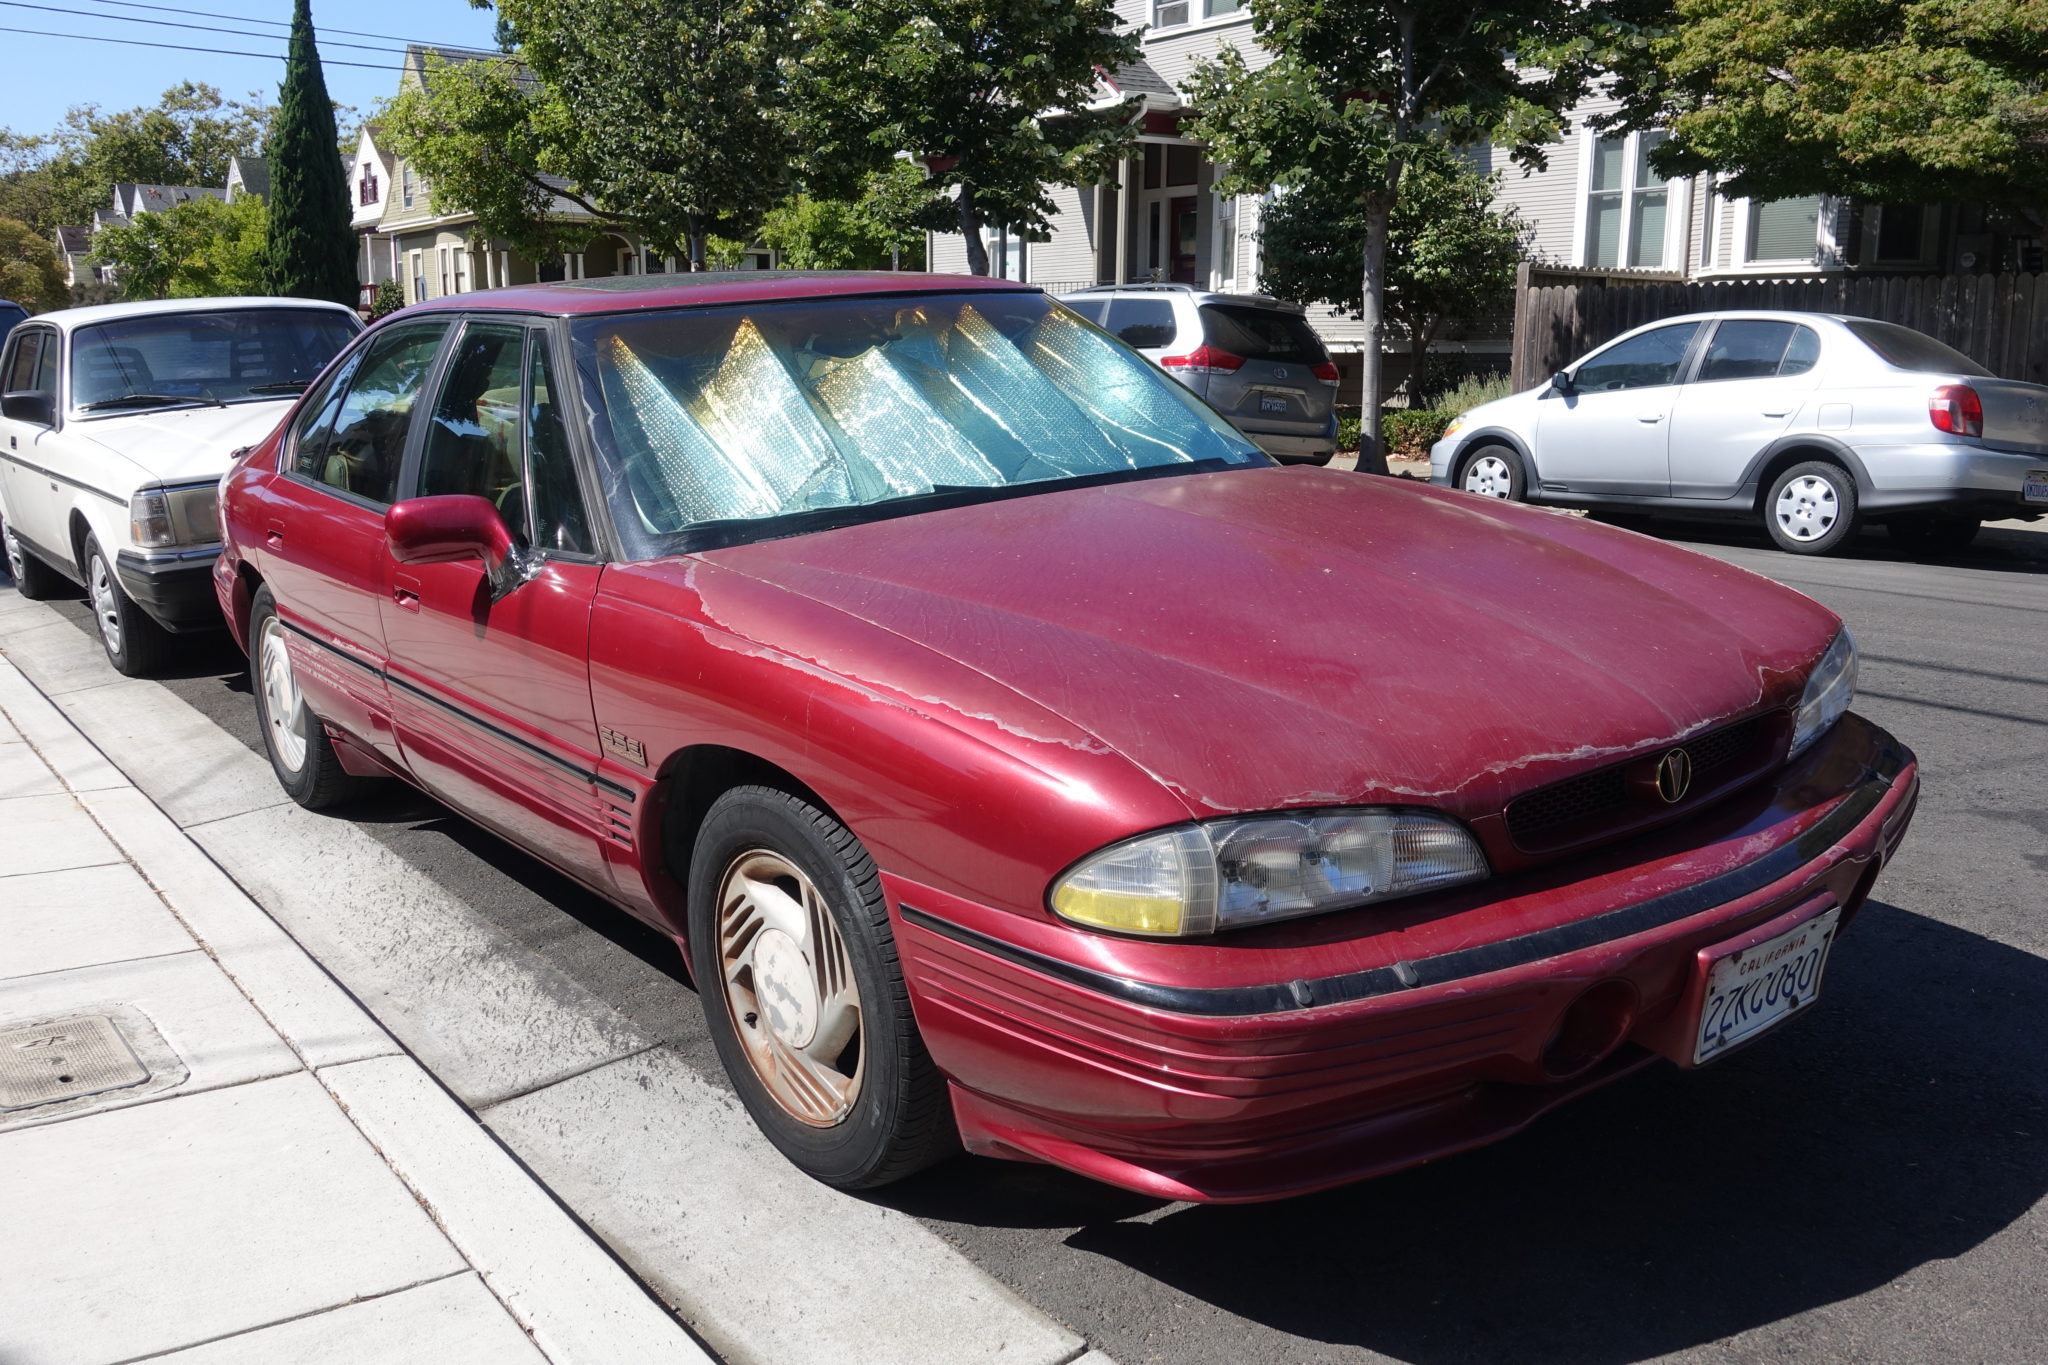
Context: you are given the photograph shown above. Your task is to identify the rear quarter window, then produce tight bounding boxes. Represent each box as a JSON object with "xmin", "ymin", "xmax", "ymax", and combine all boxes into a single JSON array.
[
  {"xmin": 1104, "ymin": 298, "xmax": 1178, "ymax": 349},
  {"xmin": 1841, "ymin": 319, "xmax": 1991, "ymax": 378},
  {"xmin": 1198, "ymin": 304, "xmax": 1329, "ymax": 363}
]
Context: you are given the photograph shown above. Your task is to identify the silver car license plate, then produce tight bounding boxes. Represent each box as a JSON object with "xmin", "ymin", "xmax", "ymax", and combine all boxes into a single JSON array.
[{"xmin": 2026, "ymin": 470, "xmax": 2048, "ymax": 503}]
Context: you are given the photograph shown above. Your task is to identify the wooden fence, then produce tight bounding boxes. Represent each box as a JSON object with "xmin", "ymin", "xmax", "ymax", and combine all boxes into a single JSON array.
[{"xmin": 1509, "ymin": 263, "xmax": 2048, "ymax": 392}]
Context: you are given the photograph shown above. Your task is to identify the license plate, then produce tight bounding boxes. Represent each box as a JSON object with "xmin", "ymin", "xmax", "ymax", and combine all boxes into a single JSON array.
[
  {"xmin": 1693, "ymin": 905, "xmax": 1840, "ymax": 1064},
  {"xmin": 1259, "ymin": 396, "xmax": 1289, "ymax": 413},
  {"xmin": 2026, "ymin": 470, "xmax": 2048, "ymax": 503}
]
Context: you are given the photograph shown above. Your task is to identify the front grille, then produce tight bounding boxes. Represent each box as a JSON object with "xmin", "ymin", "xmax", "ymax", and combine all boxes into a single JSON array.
[{"xmin": 1504, "ymin": 715, "xmax": 1774, "ymax": 851}]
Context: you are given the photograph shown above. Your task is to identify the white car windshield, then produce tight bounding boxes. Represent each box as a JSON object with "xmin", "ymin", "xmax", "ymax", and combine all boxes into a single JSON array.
[
  {"xmin": 72, "ymin": 308, "xmax": 359, "ymax": 411},
  {"xmin": 575, "ymin": 291, "xmax": 1264, "ymax": 554}
]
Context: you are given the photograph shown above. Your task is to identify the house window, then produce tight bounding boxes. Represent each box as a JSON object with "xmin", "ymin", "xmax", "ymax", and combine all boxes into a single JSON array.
[
  {"xmin": 1152, "ymin": 0, "xmax": 1239, "ymax": 26},
  {"xmin": 1585, "ymin": 130, "xmax": 1669, "ymax": 269},
  {"xmin": 452, "ymin": 248, "xmax": 469, "ymax": 294},
  {"xmin": 1874, "ymin": 205, "xmax": 1926, "ymax": 263},
  {"xmin": 409, "ymin": 249, "xmax": 425, "ymax": 303},
  {"xmin": 359, "ymin": 172, "xmax": 379, "ymax": 207},
  {"xmin": 401, "ymin": 166, "xmax": 414, "ymax": 209},
  {"xmin": 1747, "ymin": 196, "xmax": 1821, "ymax": 263},
  {"xmin": 1213, "ymin": 193, "xmax": 1238, "ymax": 290},
  {"xmin": 438, "ymin": 247, "xmax": 452, "ymax": 297},
  {"xmin": 989, "ymin": 227, "xmax": 1026, "ymax": 282}
]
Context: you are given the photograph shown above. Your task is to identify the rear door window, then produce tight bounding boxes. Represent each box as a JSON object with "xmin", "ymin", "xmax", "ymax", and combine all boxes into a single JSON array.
[
  {"xmin": 1697, "ymin": 320, "xmax": 1799, "ymax": 382},
  {"xmin": 1197, "ymin": 304, "xmax": 1330, "ymax": 363},
  {"xmin": 1104, "ymin": 298, "xmax": 1177, "ymax": 349}
]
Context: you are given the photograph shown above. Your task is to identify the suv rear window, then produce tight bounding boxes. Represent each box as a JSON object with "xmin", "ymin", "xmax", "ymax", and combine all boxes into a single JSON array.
[
  {"xmin": 1842, "ymin": 319, "xmax": 1991, "ymax": 378},
  {"xmin": 1198, "ymin": 304, "xmax": 1328, "ymax": 363}
]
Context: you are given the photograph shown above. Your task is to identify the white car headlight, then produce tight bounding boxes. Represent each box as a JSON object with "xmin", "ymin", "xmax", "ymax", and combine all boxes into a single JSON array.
[
  {"xmin": 1050, "ymin": 808, "xmax": 1489, "ymax": 938},
  {"xmin": 1789, "ymin": 628, "xmax": 1857, "ymax": 758},
  {"xmin": 130, "ymin": 484, "xmax": 221, "ymax": 549}
]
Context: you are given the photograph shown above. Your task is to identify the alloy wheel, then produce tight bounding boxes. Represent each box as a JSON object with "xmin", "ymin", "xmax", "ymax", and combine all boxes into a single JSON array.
[
  {"xmin": 1773, "ymin": 474, "xmax": 1839, "ymax": 543},
  {"xmin": 715, "ymin": 848, "xmax": 865, "ymax": 1127},
  {"xmin": 1463, "ymin": 454, "xmax": 1515, "ymax": 499},
  {"xmin": 258, "ymin": 616, "xmax": 309, "ymax": 774},
  {"xmin": 89, "ymin": 554, "xmax": 123, "ymax": 656}
]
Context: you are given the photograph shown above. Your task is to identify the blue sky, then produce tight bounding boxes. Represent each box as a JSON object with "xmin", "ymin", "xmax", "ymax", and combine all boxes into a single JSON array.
[{"xmin": 0, "ymin": 0, "xmax": 501, "ymax": 139}]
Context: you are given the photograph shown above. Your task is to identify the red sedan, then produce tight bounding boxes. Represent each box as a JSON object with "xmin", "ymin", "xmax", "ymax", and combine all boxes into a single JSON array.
[{"xmin": 213, "ymin": 274, "xmax": 1917, "ymax": 1202}]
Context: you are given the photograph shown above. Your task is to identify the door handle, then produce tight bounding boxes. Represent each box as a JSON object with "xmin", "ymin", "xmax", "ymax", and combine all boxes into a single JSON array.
[
  {"xmin": 1637, "ymin": 414, "xmax": 1664, "ymax": 424},
  {"xmin": 264, "ymin": 519, "xmax": 285, "ymax": 547},
  {"xmin": 1762, "ymin": 410, "xmax": 1790, "ymax": 418},
  {"xmin": 391, "ymin": 572, "xmax": 421, "ymax": 612}
]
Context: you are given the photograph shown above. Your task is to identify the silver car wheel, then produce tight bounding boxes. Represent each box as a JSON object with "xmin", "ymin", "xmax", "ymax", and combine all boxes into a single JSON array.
[
  {"xmin": 258, "ymin": 615, "xmax": 309, "ymax": 774},
  {"xmin": 715, "ymin": 848, "xmax": 865, "ymax": 1128},
  {"xmin": 1774, "ymin": 473, "xmax": 1840, "ymax": 543},
  {"xmin": 1463, "ymin": 454, "xmax": 1515, "ymax": 499},
  {"xmin": 89, "ymin": 552, "xmax": 123, "ymax": 656}
]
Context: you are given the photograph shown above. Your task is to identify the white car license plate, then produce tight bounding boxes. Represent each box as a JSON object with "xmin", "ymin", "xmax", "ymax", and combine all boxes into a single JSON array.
[
  {"xmin": 1693, "ymin": 905, "xmax": 1840, "ymax": 1064},
  {"xmin": 2025, "ymin": 470, "xmax": 2048, "ymax": 503},
  {"xmin": 1260, "ymin": 396, "xmax": 1289, "ymax": 413}
]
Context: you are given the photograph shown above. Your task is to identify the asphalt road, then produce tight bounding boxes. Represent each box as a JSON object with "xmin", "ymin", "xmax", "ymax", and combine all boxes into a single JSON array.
[{"xmin": 25, "ymin": 514, "xmax": 2048, "ymax": 1365}]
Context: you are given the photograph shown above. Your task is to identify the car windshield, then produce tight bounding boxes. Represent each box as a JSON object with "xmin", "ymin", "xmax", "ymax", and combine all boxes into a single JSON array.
[
  {"xmin": 1841, "ymin": 319, "xmax": 1992, "ymax": 378},
  {"xmin": 575, "ymin": 291, "xmax": 1265, "ymax": 554},
  {"xmin": 71, "ymin": 308, "xmax": 359, "ymax": 411}
]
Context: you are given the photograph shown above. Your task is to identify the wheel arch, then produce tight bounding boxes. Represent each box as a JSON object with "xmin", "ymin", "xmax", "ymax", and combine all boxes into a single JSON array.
[
  {"xmin": 1450, "ymin": 427, "xmax": 1536, "ymax": 485},
  {"xmin": 1740, "ymin": 436, "xmax": 1872, "ymax": 512}
]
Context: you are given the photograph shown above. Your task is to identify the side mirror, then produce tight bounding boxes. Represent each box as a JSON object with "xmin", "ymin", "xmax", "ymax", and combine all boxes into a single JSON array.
[
  {"xmin": 386, "ymin": 494, "xmax": 515, "ymax": 574},
  {"xmin": 2, "ymin": 390, "xmax": 54, "ymax": 426},
  {"xmin": 1548, "ymin": 372, "xmax": 1575, "ymax": 397}
]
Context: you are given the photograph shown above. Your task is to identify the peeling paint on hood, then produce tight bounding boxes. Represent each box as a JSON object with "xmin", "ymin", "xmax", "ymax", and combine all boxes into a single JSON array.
[{"xmin": 701, "ymin": 467, "xmax": 1841, "ymax": 820}]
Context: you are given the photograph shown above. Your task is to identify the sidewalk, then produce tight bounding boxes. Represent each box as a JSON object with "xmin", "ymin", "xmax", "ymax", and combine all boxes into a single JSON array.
[{"xmin": 0, "ymin": 653, "xmax": 711, "ymax": 1365}]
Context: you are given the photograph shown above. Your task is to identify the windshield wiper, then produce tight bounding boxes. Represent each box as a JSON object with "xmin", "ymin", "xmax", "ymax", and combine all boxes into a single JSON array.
[
  {"xmin": 79, "ymin": 392, "xmax": 225, "ymax": 412},
  {"xmin": 244, "ymin": 381, "xmax": 310, "ymax": 395}
]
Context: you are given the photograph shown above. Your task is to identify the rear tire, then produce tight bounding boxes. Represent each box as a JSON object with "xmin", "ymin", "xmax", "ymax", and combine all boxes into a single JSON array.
[
  {"xmin": 3, "ymin": 517, "xmax": 63, "ymax": 600},
  {"xmin": 1889, "ymin": 513, "xmax": 1981, "ymax": 557},
  {"xmin": 86, "ymin": 535, "xmax": 171, "ymax": 676},
  {"xmin": 1764, "ymin": 461, "xmax": 1860, "ymax": 555},
  {"xmin": 249, "ymin": 585, "xmax": 380, "ymax": 810},
  {"xmin": 1458, "ymin": 444, "xmax": 1527, "ymax": 501},
  {"xmin": 688, "ymin": 785, "xmax": 956, "ymax": 1189}
]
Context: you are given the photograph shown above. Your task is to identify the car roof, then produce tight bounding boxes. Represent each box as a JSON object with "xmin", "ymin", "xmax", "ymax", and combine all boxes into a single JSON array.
[
  {"xmin": 395, "ymin": 270, "xmax": 1038, "ymax": 319},
  {"xmin": 1059, "ymin": 282, "xmax": 1300, "ymax": 311},
  {"xmin": 28, "ymin": 296, "xmax": 362, "ymax": 333}
]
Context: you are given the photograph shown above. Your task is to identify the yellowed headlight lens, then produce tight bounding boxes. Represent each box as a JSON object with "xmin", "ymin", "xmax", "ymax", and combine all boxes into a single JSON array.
[{"xmin": 1049, "ymin": 885, "xmax": 1186, "ymax": 936}]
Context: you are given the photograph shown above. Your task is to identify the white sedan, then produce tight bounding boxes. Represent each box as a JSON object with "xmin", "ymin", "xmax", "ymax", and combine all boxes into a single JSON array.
[
  {"xmin": 0, "ymin": 297, "xmax": 360, "ymax": 673},
  {"xmin": 1431, "ymin": 311, "xmax": 2048, "ymax": 555}
]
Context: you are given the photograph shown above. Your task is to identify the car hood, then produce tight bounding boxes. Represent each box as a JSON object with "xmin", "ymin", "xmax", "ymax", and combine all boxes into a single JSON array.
[
  {"xmin": 72, "ymin": 400, "xmax": 295, "ymax": 486},
  {"xmin": 701, "ymin": 467, "xmax": 1840, "ymax": 820}
]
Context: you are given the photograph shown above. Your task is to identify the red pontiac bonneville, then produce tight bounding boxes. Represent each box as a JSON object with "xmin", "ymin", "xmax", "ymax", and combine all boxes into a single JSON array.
[{"xmin": 213, "ymin": 273, "xmax": 1918, "ymax": 1202}]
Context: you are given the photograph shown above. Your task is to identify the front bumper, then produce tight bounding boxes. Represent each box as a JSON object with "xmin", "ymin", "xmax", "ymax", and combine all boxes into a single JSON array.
[
  {"xmin": 891, "ymin": 714, "xmax": 1918, "ymax": 1203},
  {"xmin": 1858, "ymin": 442, "xmax": 2048, "ymax": 517},
  {"xmin": 115, "ymin": 546, "xmax": 226, "ymax": 633}
]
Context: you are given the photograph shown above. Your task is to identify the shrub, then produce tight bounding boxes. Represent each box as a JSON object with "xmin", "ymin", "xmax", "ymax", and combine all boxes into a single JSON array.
[
  {"xmin": 1381, "ymin": 408, "xmax": 1452, "ymax": 456},
  {"xmin": 369, "ymin": 279, "xmax": 405, "ymax": 319},
  {"xmin": 1335, "ymin": 406, "xmax": 1363, "ymax": 452},
  {"xmin": 1436, "ymin": 371, "xmax": 1512, "ymax": 416}
]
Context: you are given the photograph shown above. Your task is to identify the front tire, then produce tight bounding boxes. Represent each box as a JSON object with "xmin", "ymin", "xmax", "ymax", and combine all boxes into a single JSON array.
[
  {"xmin": 86, "ymin": 535, "xmax": 171, "ymax": 676},
  {"xmin": 688, "ymin": 785, "xmax": 955, "ymax": 1189},
  {"xmin": 3, "ymin": 517, "xmax": 63, "ymax": 600},
  {"xmin": 1764, "ymin": 461, "xmax": 1860, "ymax": 555},
  {"xmin": 249, "ymin": 585, "xmax": 379, "ymax": 810},
  {"xmin": 1459, "ymin": 444, "xmax": 1527, "ymax": 501}
]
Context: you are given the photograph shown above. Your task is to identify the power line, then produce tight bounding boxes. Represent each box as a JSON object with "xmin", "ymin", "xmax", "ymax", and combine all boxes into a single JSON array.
[
  {"xmin": 0, "ymin": 22, "xmax": 413, "ymax": 68},
  {"xmin": 82, "ymin": 0, "xmax": 482, "ymax": 50},
  {"xmin": 0, "ymin": 0, "xmax": 420, "ymax": 54}
]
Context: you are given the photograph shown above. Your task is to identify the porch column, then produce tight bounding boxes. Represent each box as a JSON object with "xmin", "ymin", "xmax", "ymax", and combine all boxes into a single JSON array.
[
  {"xmin": 1193, "ymin": 159, "xmax": 1216, "ymax": 290},
  {"xmin": 1114, "ymin": 155, "xmax": 1133, "ymax": 284}
]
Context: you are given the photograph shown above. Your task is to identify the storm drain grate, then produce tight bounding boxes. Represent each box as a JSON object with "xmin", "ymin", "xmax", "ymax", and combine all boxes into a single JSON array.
[{"xmin": 0, "ymin": 1014, "xmax": 151, "ymax": 1111}]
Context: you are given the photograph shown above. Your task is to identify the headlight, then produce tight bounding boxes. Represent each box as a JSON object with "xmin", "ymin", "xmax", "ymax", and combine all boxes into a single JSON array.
[
  {"xmin": 130, "ymin": 484, "xmax": 221, "ymax": 549},
  {"xmin": 1789, "ymin": 628, "xmax": 1857, "ymax": 758},
  {"xmin": 1050, "ymin": 808, "xmax": 1489, "ymax": 938},
  {"xmin": 1440, "ymin": 416, "xmax": 1466, "ymax": 442}
]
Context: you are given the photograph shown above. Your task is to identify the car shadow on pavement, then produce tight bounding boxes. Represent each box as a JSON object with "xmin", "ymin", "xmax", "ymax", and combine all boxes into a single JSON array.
[
  {"xmin": 1626, "ymin": 517, "xmax": 2048, "ymax": 574},
  {"xmin": 887, "ymin": 899, "xmax": 2048, "ymax": 1364}
]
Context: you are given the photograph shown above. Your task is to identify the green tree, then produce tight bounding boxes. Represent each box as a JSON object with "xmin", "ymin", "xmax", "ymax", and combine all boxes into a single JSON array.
[
  {"xmin": 1258, "ymin": 150, "xmax": 1527, "ymax": 406},
  {"xmin": 805, "ymin": 0, "xmax": 1139, "ymax": 276},
  {"xmin": 0, "ymin": 217, "xmax": 68, "ymax": 311},
  {"xmin": 259, "ymin": 0, "xmax": 356, "ymax": 304},
  {"xmin": 89, "ymin": 196, "xmax": 267, "ymax": 301},
  {"xmin": 756, "ymin": 163, "xmax": 937, "ymax": 269},
  {"xmin": 1606, "ymin": 0, "xmax": 2048, "ymax": 214},
  {"xmin": 1184, "ymin": 1, "xmax": 1632, "ymax": 461},
  {"xmin": 398, "ymin": 0, "xmax": 806, "ymax": 268}
]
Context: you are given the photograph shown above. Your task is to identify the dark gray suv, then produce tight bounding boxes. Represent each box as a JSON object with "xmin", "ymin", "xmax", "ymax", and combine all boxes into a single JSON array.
[{"xmin": 1059, "ymin": 284, "xmax": 1341, "ymax": 463}]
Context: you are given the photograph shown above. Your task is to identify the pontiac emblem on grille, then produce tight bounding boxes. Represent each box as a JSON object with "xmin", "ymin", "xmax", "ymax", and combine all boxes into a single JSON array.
[{"xmin": 1654, "ymin": 748, "xmax": 1693, "ymax": 804}]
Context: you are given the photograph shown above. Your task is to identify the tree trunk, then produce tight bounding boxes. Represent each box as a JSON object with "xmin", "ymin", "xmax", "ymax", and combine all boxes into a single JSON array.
[
  {"xmin": 1355, "ymin": 196, "xmax": 1392, "ymax": 475},
  {"xmin": 957, "ymin": 184, "xmax": 990, "ymax": 276},
  {"xmin": 1408, "ymin": 316, "xmax": 1442, "ymax": 410}
]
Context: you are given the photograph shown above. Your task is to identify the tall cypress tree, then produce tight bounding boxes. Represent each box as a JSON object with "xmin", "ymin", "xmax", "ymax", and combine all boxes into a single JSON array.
[{"xmin": 259, "ymin": 0, "xmax": 356, "ymax": 304}]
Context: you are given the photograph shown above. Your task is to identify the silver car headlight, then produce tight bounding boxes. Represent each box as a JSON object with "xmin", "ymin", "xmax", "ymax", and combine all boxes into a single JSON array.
[
  {"xmin": 130, "ymin": 484, "xmax": 221, "ymax": 549},
  {"xmin": 1789, "ymin": 628, "xmax": 1857, "ymax": 759},
  {"xmin": 1049, "ymin": 808, "xmax": 1489, "ymax": 938}
]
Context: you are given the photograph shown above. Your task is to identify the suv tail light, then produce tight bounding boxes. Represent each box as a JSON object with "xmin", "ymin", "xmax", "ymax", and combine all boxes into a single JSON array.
[
  {"xmin": 1929, "ymin": 384, "xmax": 1983, "ymax": 437},
  {"xmin": 1161, "ymin": 345, "xmax": 1245, "ymax": 375},
  {"xmin": 1310, "ymin": 361, "xmax": 1341, "ymax": 387}
]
